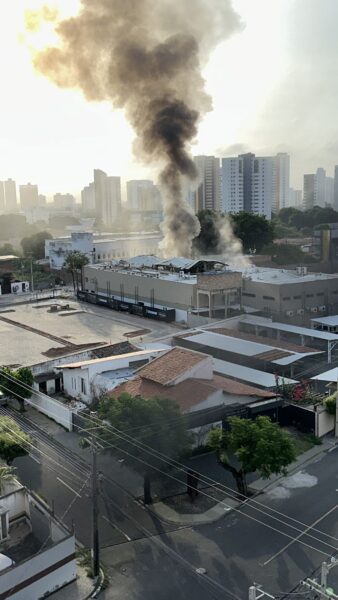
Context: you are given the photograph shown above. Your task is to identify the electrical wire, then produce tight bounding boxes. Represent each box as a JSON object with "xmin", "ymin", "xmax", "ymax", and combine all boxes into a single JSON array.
[{"xmin": 0, "ymin": 370, "xmax": 337, "ymax": 554}]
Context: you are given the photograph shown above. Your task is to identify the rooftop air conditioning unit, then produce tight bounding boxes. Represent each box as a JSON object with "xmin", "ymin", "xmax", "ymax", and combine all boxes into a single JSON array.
[
  {"xmin": 297, "ymin": 308, "xmax": 304, "ymax": 315},
  {"xmin": 311, "ymin": 307, "xmax": 318, "ymax": 313},
  {"xmin": 319, "ymin": 305, "xmax": 326, "ymax": 312},
  {"xmin": 286, "ymin": 310, "xmax": 294, "ymax": 316}
]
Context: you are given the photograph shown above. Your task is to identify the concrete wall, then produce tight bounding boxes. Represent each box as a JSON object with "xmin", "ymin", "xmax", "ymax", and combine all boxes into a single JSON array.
[
  {"xmin": 26, "ymin": 392, "xmax": 73, "ymax": 431},
  {"xmin": 83, "ymin": 266, "xmax": 197, "ymax": 311},
  {"xmin": 316, "ymin": 406, "xmax": 335, "ymax": 437},
  {"xmin": 0, "ymin": 536, "xmax": 76, "ymax": 600},
  {"xmin": 0, "ymin": 488, "xmax": 29, "ymax": 521},
  {"xmin": 242, "ymin": 276, "xmax": 338, "ymax": 324}
]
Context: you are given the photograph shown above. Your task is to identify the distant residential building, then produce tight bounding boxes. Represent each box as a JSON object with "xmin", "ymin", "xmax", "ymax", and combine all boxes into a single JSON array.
[
  {"xmin": 289, "ymin": 188, "xmax": 303, "ymax": 209},
  {"xmin": 94, "ymin": 169, "xmax": 121, "ymax": 226},
  {"xmin": 334, "ymin": 166, "xmax": 338, "ymax": 211},
  {"xmin": 303, "ymin": 174, "xmax": 316, "ymax": 209},
  {"xmin": 194, "ymin": 155, "xmax": 221, "ymax": 212},
  {"xmin": 81, "ymin": 182, "xmax": 95, "ymax": 214},
  {"xmin": 273, "ymin": 152, "xmax": 290, "ymax": 212},
  {"xmin": 3, "ymin": 179, "xmax": 17, "ymax": 212},
  {"xmin": 0, "ymin": 182, "xmax": 4, "ymax": 213},
  {"xmin": 303, "ymin": 168, "xmax": 334, "ymax": 209},
  {"xmin": 19, "ymin": 183, "xmax": 39, "ymax": 210},
  {"xmin": 0, "ymin": 478, "xmax": 76, "ymax": 599},
  {"xmin": 38, "ymin": 194, "xmax": 47, "ymax": 206},
  {"xmin": 53, "ymin": 193, "xmax": 76, "ymax": 210},
  {"xmin": 221, "ymin": 153, "xmax": 273, "ymax": 219},
  {"xmin": 46, "ymin": 231, "xmax": 162, "ymax": 269},
  {"xmin": 126, "ymin": 180, "xmax": 161, "ymax": 211}
]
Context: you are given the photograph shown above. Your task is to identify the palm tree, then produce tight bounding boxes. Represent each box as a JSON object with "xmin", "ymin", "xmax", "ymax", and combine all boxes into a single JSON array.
[
  {"xmin": 0, "ymin": 466, "xmax": 16, "ymax": 495},
  {"xmin": 64, "ymin": 251, "xmax": 89, "ymax": 292}
]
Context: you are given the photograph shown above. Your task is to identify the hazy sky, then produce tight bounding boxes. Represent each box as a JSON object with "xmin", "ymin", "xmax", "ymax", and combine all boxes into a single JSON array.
[{"xmin": 0, "ymin": 0, "xmax": 337, "ymax": 198}]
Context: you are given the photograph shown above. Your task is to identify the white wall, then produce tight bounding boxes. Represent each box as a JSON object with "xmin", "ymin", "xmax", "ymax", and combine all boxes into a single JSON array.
[
  {"xmin": 0, "ymin": 536, "xmax": 76, "ymax": 600},
  {"xmin": 316, "ymin": 406, "xmax": 334, "ymax": 437},
  {"xmin": 26, "ymin": 392, "xmax": 73, "ymax": 431}
]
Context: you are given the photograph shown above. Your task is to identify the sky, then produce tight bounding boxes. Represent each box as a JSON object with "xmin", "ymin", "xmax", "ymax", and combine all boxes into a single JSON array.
[{"xmin": 0, "ymin": 0, "xmax": 337, "ymax": 199}]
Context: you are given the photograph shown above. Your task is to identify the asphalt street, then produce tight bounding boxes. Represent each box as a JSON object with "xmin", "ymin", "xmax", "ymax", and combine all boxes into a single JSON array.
[{"xmin": 4, "ymin": 406, "xmax": 338, "ymax": 599}]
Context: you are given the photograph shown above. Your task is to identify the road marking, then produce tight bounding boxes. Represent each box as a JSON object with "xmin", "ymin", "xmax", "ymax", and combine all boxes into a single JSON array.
[
  {"xmin": 30, "ymin": 454, "xmax": 41, "ymax": 465},
  {"xmin": 101, "ymin": 515, "xmax": 132, "ymax": 541},
  {"xmin": 262, "ymin": 504, "xmax": 338, "ymax": 566},
  {"xmin": 56, "ymin": 477, "xmax": 82, "ymax": 498}
]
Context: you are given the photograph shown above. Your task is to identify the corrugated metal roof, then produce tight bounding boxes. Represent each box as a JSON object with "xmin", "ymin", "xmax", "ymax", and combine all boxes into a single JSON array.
[
  {"xmin": 241, "ymin": 317, "xmax": 338, "ymax": 341},
  {"xmin": 213, "ymin": 359, "xmax": 298, "ymax": 388}
]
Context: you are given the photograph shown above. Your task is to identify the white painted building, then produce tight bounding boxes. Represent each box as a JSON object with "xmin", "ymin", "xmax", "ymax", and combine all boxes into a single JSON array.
[
  {"xmin": 0, "ymin": 479, "xmax": 76, "ymax": 599},
  {"xmin": 58, "ymin": 348, "xmax": 166, "ymax": 403},
  {"xmin": 221, "ymin": 153, "xmax": 273, "ymax": 219},
  {"xmin": 194, "ymin": 155, "xmax": 221, "ymax": 212},
  {"xmin": 273, "ymin": 153, "xmax": 290, "ymax": 212},
  {"xmin": 94, "ymin": 169, "xmax": 121, "ymax": 227},
  {"xmin": 220, "ymin": 157, "xmax": 243, "ymax": 213},
  {"xmin": 45, "ymin": 231, "xmax": 162, "ymax": 270}
]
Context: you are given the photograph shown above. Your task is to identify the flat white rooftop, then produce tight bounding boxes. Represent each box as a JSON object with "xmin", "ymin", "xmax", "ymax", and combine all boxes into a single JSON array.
[
  {"xmin": 312, "ymin": 367, "xmax": 338, "ymax": 382},
  {"xmin": 86, "ymin": 264, "xmax": 198, "ymax": 284},
  {"xmin": 213, "ymin": 358, "xmax": 298, "ymax": 388},
  {"xmin": 311, "ymin": 315, "xmax": 338, "ymax": 327},
  {"xmin": 241, "ymin": 316, "xmax": 338, "ymax": 342},
  {"xmin": 232, "ymin": 265, "xmax": 338, "ymax": 285},
  {"xmin": 183, "ymin": 330, "xmax": 322, "ymax": 365}
]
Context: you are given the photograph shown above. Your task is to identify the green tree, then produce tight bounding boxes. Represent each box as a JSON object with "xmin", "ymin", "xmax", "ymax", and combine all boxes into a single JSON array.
[
  {"xmin": 0, "ymin": 416, "xmax": 31, "ymax": 464},
  {"xmin": 0, "ymin": 466, "xmax": 16, "ymax": 493},
  {"xmin": 94, "ymin": 393, "xmax": 191, "ymax": 504},
  {"xmin": 0, "ymin": 243, "xmax": 15, "ymax": 256},
  {"xmin": 263, "ymin": 243, "xmax": 307, "ymax": 265},
  {"xmin": 231, "ymin": 212, "xmax": 275, "ymax": 253},
  {"xmin": 207, "ymin": 416, "xmax": 296, "ymax": 497},
  {"xmin": 64, "ymin": 251, "xmax": 90, "ymax": 291},
  {"xmin": 0, "ymin": 367, "xmax": 34, "ymax": 413},
  {"xmin": 21, "ymin": 231, "xmax": 52, "ymax": 260}
]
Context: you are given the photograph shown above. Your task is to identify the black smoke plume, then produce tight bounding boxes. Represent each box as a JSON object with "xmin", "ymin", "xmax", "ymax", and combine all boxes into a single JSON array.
[{"xmin": 30, "ymin": 0, "xmax": 240, "ymax": 256}]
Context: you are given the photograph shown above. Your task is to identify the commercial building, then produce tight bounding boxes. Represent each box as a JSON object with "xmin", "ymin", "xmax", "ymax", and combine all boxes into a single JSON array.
[
  {"xmin": 221, "ymin": 153, "xmax": 274, "ymax": 219},
  {"xmin": 19, "ymin": 183, "xmax": 39, "ymax": 210},
  {"xmin": 289, "ymin": 187, "xmax": 303, "ymax": 209},
  {"xmin": 240, "ymin": 265, "xmax": 338, "ymax": 324},
  {"xmin": 46, "ymin": 231, "xmax": 162, "ymax": 269},
  {"xmin": 0, "ymin": 478, "xmax": 76, "ymax": 599},
  {"xmin": 94, "ymin": 169, "xmax": 121, "ymax": 227},
  {"xmin": 194, "ymin": 155, "xmax": 221, "ymax": 212},
  {"xmin": 81, "ymin": 258, "xmax": 242, "ymax": 323}
]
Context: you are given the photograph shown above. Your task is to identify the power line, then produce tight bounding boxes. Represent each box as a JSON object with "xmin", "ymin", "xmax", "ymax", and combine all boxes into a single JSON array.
[{"xmin": 0, "ymin": 372, "xmax": 336, "ymax": 556}]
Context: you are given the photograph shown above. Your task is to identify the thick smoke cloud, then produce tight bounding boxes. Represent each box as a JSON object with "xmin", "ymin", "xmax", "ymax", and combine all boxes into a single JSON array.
[{"xmin": 31, "ymin": 0, "xmax": 240, "ymax": 257}]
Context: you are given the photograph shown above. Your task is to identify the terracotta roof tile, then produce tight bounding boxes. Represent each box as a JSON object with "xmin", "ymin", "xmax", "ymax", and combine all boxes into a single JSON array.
[
  {"xmin": 137, "ymin": 347, "xmax": 207, "ymax": 385},
  {"xmin": 109, "ymin": 373, "xmax": 275, "ymax": 412}
]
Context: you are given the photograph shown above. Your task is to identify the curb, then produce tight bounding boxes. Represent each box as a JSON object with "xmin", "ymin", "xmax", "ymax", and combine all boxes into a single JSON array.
[{"xmin": 147, "ymin": 495, "xmax": 240, "ymax": 526}]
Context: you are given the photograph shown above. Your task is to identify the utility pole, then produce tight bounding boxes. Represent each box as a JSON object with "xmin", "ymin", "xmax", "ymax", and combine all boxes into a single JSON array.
[{"xmin": 91, "ymin": 439, "xmax": 100, "ymax": 578}]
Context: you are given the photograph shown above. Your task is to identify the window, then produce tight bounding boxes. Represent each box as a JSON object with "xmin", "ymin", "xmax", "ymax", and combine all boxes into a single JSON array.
[
  {"xmin": 242, "ymin": 292, "xmax": 256, "ymax": 297},
  {"xmin": 263, "ymin": 296, "xmax": 275, "ymax": 301},
  {"xmin": 81, "ymin": 378, "xmax": 86, "ymax": 395},
  {"xmin": 283, "ymin": 296, "xmax": 291, "ymax": 301},
  {"xmin": 293, "ymin": 295, "xmax": 302, "ymax": 299}
]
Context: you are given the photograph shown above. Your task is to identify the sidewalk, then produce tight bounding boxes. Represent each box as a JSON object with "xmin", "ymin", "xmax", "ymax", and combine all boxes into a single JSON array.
[
  {"xmin": 50, "ymin": 565, "xmax": 96, "ymax": 599},
  {"xmin": 148, "ymin": 437, "xmax": 337, "ymax": 526},
  {"xmin": 249, "ymin": 435, "xmax": 337, "ymax": 494}
]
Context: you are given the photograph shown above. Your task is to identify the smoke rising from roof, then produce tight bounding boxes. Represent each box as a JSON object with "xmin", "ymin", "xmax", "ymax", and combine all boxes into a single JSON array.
[{"xmin": 30, "ymin": 0, "xmax": 241, "ymax": 257}]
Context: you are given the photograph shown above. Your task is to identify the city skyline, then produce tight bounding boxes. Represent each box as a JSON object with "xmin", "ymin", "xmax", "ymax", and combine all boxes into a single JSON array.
[{"xmin": 2, "ymin": 1, "xmax": 338, "ymax": 196}]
